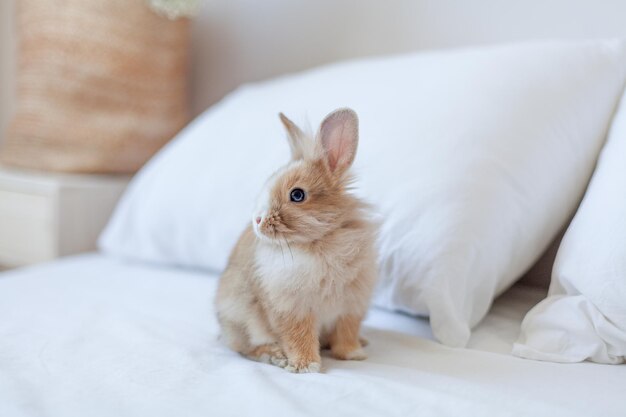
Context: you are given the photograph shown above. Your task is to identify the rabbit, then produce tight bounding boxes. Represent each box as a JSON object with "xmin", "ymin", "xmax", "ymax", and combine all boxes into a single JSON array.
[{"xmin": 215, "ymin": 108, "xmax": 378, "ymax": 373}]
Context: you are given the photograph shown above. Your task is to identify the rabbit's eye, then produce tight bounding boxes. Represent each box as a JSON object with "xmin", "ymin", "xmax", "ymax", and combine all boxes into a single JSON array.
[{"xmin": 290, "ymin": 188, "xmax": 306, "ymax": 203}]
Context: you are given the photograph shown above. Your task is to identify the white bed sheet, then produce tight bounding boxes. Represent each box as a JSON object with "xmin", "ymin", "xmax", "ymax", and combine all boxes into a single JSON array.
[{"xmin": 0, "ymin": 254, "xmax": 624, "ymax": 417}]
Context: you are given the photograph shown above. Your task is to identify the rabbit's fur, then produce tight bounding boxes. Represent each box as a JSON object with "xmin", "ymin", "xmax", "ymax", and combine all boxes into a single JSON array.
[{"xmin": 215, "ymin": 108, "xmax": 378, "ymax": 373}]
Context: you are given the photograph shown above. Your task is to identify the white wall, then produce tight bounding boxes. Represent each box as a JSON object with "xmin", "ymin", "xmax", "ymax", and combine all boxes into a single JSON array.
[
  {"xmin": 0, "ymin": 0, "xmax": 15, "ymax": 144},
  {"xmin": 190, "ymin": 0, "xmax": 626, "ymax": 116}
]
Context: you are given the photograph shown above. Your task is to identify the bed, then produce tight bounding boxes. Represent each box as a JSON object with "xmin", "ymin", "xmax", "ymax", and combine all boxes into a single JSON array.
[{"xmin": 0, "ymin": 254, "xmax": 624, "ymax": 417}]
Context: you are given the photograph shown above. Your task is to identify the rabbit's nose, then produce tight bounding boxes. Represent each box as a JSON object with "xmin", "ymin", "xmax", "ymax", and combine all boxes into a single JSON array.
[{"xmin": 255, "ymin": 216, "xmax": 262, "ymax": 225}]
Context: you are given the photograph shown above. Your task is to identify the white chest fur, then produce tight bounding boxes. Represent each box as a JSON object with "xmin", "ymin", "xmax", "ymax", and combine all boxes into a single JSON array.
[
  {"xmin": 254, "ymin": 242, "xmax": 352, "ymax": 329},
  {"xmin": 255, "ymin": 243, "xmax": 318, "ymax": 281}
]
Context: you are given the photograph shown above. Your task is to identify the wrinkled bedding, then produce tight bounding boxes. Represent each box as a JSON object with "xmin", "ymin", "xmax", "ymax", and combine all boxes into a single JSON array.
[{"xmin": 0, "ymin": 254, "xmax": 624, "ymax": 417}]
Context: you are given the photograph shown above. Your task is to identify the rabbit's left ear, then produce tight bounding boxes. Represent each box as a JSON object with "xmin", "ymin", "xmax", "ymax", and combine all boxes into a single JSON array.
[
  {"xmin": 279, "ymin": 113, "xmax": 308, "ymax": 160},
  {"xmin": 318, "ymin": 108, "xmax": 359, "ymax": 175}
]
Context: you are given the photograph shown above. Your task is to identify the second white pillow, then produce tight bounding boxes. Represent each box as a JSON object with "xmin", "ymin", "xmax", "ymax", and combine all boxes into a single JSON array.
[{"xmin": 513, "ymin": 89, "xmax": 626, "ymax": 364}]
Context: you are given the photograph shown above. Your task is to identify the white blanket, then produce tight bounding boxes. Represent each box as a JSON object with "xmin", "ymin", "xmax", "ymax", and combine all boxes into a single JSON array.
[{"xmin": 0, "ymin": 255, "xmax": 624, "ymax": 417}]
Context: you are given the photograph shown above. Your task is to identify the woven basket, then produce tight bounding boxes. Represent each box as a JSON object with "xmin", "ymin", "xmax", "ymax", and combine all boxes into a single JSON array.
[{"xmin": 0, "ymin": 0, "xmax": 190, "ymax": 174}]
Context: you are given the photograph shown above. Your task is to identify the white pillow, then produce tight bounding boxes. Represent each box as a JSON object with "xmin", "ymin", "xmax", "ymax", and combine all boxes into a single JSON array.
[
  {"xmin": 513, "ymin": 90, "xmax": 626, "ymax": 364},
  {"xmin": 100, "ymin": 40, "xmax": 626, "ymax": 347}
]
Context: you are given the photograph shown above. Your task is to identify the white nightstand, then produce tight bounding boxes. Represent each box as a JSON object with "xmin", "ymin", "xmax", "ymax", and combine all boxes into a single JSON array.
[{"xmin": 0, "ymin": 166, "xmax": 130, "ymax": 268}]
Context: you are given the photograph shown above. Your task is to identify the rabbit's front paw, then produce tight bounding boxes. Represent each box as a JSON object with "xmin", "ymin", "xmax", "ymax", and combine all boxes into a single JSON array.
[{"xmin": 285, "ymin": 359, "xmax": 322, "ymax": 373}]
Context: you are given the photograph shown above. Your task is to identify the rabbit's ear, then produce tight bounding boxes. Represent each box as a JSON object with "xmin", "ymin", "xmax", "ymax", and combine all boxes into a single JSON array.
[
  {"xmin": 279, "ymin": 113, "xmax": 308, "ymax": 160},
  {"xmin": 318, "ymin": 108, "xmax": 359, "ymax": 175}
]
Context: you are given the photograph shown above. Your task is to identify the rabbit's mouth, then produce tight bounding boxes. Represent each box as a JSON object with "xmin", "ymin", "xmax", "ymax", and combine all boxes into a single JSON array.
[
  {"xmin": 253, "ymin": 206, "xmax": 331, "ymax": 245},
  {"xmin": 253, "ymin": 225, "xmax": 279, "ymax": 243},
  {"xmin": 253, "ymin": 213, "xmax": 289, "ymax": 243}
]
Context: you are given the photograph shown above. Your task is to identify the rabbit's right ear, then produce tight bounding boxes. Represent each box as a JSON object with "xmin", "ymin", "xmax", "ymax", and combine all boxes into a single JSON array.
[{"xmin": 279, "ymin": 113, "xmax": 308, "ymax": 160}]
